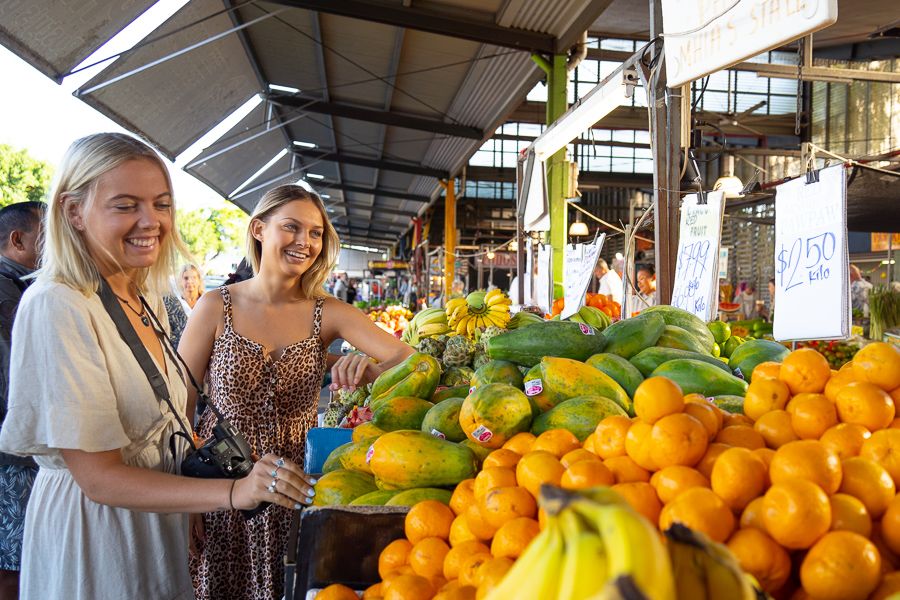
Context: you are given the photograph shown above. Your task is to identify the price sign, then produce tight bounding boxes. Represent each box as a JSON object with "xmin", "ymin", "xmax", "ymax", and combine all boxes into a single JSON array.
[
  {"xmin": 671, "ymin": 192, "xmax": 725, "ymax": 322},
  {"xmin": 534, "ymin": 244, "xmax": 553, "ymax": 315},
  {"xmin": 774, "ymin": 165, "xmax": 849, "ymax": 341},
  {"xmin": 562, "ymin": 234, "xmax": 606, "ymax": 320}
]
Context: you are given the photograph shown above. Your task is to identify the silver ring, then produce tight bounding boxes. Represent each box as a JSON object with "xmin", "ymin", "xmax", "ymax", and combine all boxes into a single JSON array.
[
  {"xmin": 267, "ymin": 479, "xmax": 277, "ymax": 493},
  {"xmin": 274, "ymin": 457, "xmax": 285, "ymax": 468},
  {"xmin": 269, "ymin": 466, "xmax": 280, "ymax": 478}
]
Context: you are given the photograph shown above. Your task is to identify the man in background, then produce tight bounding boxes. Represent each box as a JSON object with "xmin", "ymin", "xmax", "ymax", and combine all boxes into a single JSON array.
[
  {"xmin": 850, "ymin": 264, "xmax": 872, "ymax": 317},
  {"xmin": 0, "ymin": 202, "xmax": 44, "ymax": 600},
  {"xmin": 594, "ymin": 257, "xmax": 623, "ymax": 305}
]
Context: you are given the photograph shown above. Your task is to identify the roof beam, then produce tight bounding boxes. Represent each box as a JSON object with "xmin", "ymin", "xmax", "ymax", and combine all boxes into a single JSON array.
[
  {"xmin": 319, "ymin": 181, "xmax": 429, "ymax": 204},
  {"xmin": 266, "ymin": 0, "xmax": 557, "ymax": 53},
  {"xmin": 269, "ymin": 93, "xmax": 483, "ymax": 139},
  {"xmin": 339, "ymin": 203, "xmax": 421, "ymax": 218},
  {"xmin": 292, "ymin": 148, "xmax": 448, "ymax": 179},
  {"xmin": 332, "ymin": 214, "xmax": 410, "ymax": 228}
]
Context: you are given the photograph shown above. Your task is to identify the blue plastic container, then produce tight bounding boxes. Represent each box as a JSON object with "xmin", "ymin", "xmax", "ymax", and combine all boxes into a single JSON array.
[{"xmin": 305, "ymin": 427, "xmax": 354, "ymax": 474}]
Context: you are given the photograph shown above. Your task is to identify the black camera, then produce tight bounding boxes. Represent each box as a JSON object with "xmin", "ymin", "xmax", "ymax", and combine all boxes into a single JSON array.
[{"xmin": 182, "ymin": 417, "xmax": 255, "ymax": 479}]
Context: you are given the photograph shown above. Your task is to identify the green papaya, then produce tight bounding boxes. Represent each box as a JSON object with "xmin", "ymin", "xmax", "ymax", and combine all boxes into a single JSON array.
[
  {"xmin": 372, "ymin": 397, "xmax": 434, "ymax": 432},
  {"xmin": 601, "ymin": 312, "xmax": 666, "ymax": 359},
  {"xmin": 385, "ymin": 488, "xmax": 454, "ymax": 506},
  {"xmin": 655, "ymin": 325, "xmax": 712, "ymax": 356},
  {"xmin": 470, "ymin": 360, "xmax": 524, "ymax": 391},
  {"xmin": 459, "ymin": 439, "xmax": 492, "ymax": 467},
  {"xmin": 712, "ymin": 395, "xmax": 745, "ymax": 415},
  {"xmin": 642, "ymin": 305, "xmax": 716, "ymax": 352},
  {"xmin": 370, "ymin": 352, "xmax": 441, "ymax": 404},
  {"xmin": 531, "ymin": 395, "xmax": 627, "ymax": 441},
  {"xmin": 586, "ymin": 353, "xmax": 644, "ymax": 398},
  {"xmin": 629, "ymin": 347, "xmax": 733, "ymax": 377},
  {"xmin": 420, "ymin": 397, "xmax": 466, "ymax": 442},
  {"xmin": 523, "ymin": 364, "xmax": 552, "ymax": 417},
  {"xmin": 349, "ymin": 489, "xmax": 400, "ymax": 506},
  {"xmin": 728, "ymin": 339, "xmax": 790, "ymax": 382},
  {"xmin": 650, "ymin": 359, "xmax": 749, "ymax": 397},
  {"xmin": 486, "ymin": 320, "xmax": 606, "ymax": 367},
  {"xmin": 338, "ymin": 439, "xmax": 375, "ymax": 474},
  {"xmin": 312, "ymin": 469, "xmax": 378, "ymax": 506},
  {"xmin": 536, "ymin": 356, "xmax": 632, "ymax": 415},
  {"xmin": 369, "ymin": 430, "xmax": 479, "ymax": 489},
  {"xmin": 322, "ymin": 441, "xmax": 354, "ymax": 474},
  {"xmin": 431, "ymin": 385, "xmax": 470, "ymax": 403}
]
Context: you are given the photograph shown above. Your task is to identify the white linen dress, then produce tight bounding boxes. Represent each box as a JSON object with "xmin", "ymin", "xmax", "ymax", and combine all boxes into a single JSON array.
[{"xmin": 0, "ymin": 279, "xmax": 194, "ymax": 600}]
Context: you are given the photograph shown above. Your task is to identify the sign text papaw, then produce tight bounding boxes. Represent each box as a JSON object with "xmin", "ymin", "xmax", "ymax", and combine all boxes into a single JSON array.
[{"xmin": 661, "ymin": 0, "xmax": 838, "ymax": 87}]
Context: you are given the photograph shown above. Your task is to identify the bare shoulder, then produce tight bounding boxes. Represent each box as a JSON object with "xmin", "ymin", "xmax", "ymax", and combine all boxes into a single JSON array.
[{"xmin": 189, "ymin": 288, "xmax": 226, "ymax": 327}]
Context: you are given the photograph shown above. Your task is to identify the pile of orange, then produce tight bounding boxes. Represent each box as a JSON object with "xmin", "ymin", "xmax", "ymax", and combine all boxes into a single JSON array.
[{"xmin": 549, "ymin": 293, "xmax": 621, "ymax": 319}]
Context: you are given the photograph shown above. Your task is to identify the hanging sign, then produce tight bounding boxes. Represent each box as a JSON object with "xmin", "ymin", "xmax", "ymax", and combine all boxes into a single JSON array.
[
  {"xmin": 661, "ymin": 0, "xmax": 838, "ymax": 87},
  {"xmin": 562, "ymin": 234, "xmax": 607, "ymax": 320},
  {"xmin": 534, "ymin": 244, "xmax": 553, "ymax": 315},
  {"xmin": 773, "ymin": 164, "xmax": 849, "ymax": 341},
  {"xmin": 718, "ymin": 247, "xmax": 729, "ymax": 280},
  {"xmin": 671, "ymin": 192, "xmax": 726, "ymax": 322}
]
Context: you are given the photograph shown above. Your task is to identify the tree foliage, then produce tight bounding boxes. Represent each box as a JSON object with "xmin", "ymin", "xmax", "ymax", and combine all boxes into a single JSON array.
[
  {"xmin": 177, "ymin": 205, "xmax": 249, "ymax": 263},
  {"xmin": 0, "ymin": 144, "xmax": 53, "ymax": 206}
]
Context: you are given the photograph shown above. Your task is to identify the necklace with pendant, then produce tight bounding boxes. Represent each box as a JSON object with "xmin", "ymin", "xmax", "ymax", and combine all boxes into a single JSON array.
[{"xmin": 114, "ymin": 293, "xmax": 151, "ymax": 327}]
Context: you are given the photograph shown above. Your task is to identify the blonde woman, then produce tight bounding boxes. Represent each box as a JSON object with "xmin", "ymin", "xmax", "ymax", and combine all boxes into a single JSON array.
[
  {"xmin": 0, "ymin": 134, "xmax": 313, "ymax": 600},
  {"xmin": 165, "ymin": 264, "xmax": 204, "ymax": 348},
  {"xmin": 178, "ymin": 184, "xmax": 412, "ymax": 600}
]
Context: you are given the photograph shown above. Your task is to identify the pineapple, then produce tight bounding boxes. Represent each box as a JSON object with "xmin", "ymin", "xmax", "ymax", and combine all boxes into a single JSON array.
[{"xmin": 442, "ymin": 335, "xmax": 474, "ymax": 367}]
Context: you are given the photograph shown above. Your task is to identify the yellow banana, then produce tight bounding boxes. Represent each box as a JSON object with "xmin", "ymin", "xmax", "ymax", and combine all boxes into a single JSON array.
[
  {"xmin": 455, "ymin": 315, "xmax": 470, "ymax": 336},
  {"xmin": 484, "ymin": 517, "xmax": 565, "ymax": 600},
  {"xmin": 418, "ymin": 323, "xmax": 450, "ymax": 337},
  {"xmin": 448, "ymin": 304, "xmax": 468, "ymax": 326},
  {"xmin": 664, "ymin": 532, "xmax": 709, "ymax": 600},
  {"xmin": 487, "ymin": 291, "xmax": 510, "ymax": 306},
  {"xmin": 446, "ymin": 297, "xmax": 467, "ymax": 312},
  {"xmin": 587, "ymin": 575, "xmax": 647, "ymax": 600},
  {"xmin": 466, "ymin": 315, "xmax": 477, "ymax": 337},
  {"xmin": 482, "ymin": 312, "xmax": 501, "ymax": 328},
  {"xmin": 557, "ymin": 509, "xmax": 608, "ymax": 600},
  {"xmin": 664, "ymin": 524, "xmax": 757, "ymax": 600}
]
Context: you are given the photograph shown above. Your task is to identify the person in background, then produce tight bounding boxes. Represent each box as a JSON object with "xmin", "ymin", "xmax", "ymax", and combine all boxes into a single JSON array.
[
  {"xmin": 738, "ymin": 282, "xmax": 757, "ymax": 319},
  {"xmin": 635, "ymin": 264, "xmax": 657, "ymax": 308},
  {"xmin": 347, "ymin": 278, "xmax": 358, "ymax": 304},
  {"xmin": 850, "ymin": 264, "xmax": 873, "ymax": 318},
  {"xmin": 594, "ymin": 257, "xmax": 623, "ymax": 305},
  {"xmin": 0, "ymin": 202, "xmax": 45, "ymax": 600},
  {"xmin": 767, "ymin": 278, "xmax": 776, "ymax": 322},
  {"xmin": 164, "ymin": 263, "xmax": 204, "ymax": 349},
  {"xmin": 224, "ymin": 257, "xmax": 253, "ymax": 285},
  {"xmin": 332, "ymin": 272, "xmax": 348, "ymax": 302}
]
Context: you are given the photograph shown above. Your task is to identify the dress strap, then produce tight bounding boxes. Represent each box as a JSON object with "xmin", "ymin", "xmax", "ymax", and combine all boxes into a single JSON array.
[
  {"xmin": 312, "ymin": 297, "xmax": 325, "ymax": 338},
  {"xmin": 219, "ymin": 285, "xmax": 234, "ymax": 331}
]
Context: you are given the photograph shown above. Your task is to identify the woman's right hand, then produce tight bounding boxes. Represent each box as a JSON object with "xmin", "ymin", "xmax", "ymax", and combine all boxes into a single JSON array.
[{"xmin": 230, "ymin": 453, "xmax": 317, "ymax": 510}]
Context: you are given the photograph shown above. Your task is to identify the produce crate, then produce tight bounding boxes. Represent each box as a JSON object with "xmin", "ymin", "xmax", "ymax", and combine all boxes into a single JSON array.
[
  {"xmin": 284, "ymin": 505, "xmax": 409, "ymax": 600},
  {"xmin": 305, "ymin": 427, "xmax": 353, "ymax": 474}
]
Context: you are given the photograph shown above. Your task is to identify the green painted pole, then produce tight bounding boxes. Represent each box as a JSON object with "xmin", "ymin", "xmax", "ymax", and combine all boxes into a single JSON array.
[{"xmin": 546, "ymin": 54, "xmax": 568, "ymax": 299}]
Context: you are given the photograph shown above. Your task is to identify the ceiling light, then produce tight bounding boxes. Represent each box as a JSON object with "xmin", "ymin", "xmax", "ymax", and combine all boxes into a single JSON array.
[
  {"xmin": 321, "ymin": 194, "xmax": 330, "ymax": 199},
  {"xmin": 714, "ymin": 155, "xmax": 745, "ymax": 199},
  {"xmin": 486, "ymin": 251, "xmax": 495, "ymax": 260},
  {"xmin": 269, "ymin": 84, "xmax": 300, "ymax": 94},
  {"xmin": 569, "ymin": 217, "xmax": 589, "ymax": 237},
  {"xmin": 306, "ymin": 173, "xmax": 325, "ymax": 180},
  {"xmin": 292, "ymin": 140, "xmax": 316, "ymax": 148},
  {"xmin": 508, "ymin": 240, "xmax": 518, "ymax": 252}
]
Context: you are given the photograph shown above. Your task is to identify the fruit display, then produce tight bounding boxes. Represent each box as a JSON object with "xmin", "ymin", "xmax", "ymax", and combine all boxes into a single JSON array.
[
  {"xmin": 796, "ymin": 339, "xmax": 860, "ymax": 369},
  {"xmin": 549, "ymin": 293, "xmax": 621, "ymax": 320},
  {"xmin": 368, "ymin": 304, "xmax": 414, "ymax": 337},
  {"xmin": 402, "ymin": 308, "xmax": 452, "ymax": 346},
  {"xmin": 446, "ymin": 289, "xmax": 512, "ymax": 337}
]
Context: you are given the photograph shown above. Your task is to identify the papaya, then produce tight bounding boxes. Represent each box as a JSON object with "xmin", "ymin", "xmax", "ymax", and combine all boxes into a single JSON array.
[
  {"xmin": 655, "ymin": 325, "xmax": 712, "ymax": 355},
  {"xmin": 372, "ymin": 397, "xmax": 434, "ymax": 432},
  {"xmin": 349, "ymin": 489, "xmax": 400, "ymax": 506},
  {"xmin": 538, "ymin": 356, "xmax": 633, "ymax": 415},
  {"xmin": 385, "ymin": 488, "xmax": 454, "ymax": 506},
  {"xmin": 470, "ymin": 360, "xmax": 524, "ymax": 391},
  {"xmin": 650, "ymin": 359, "xmax": 749, "ymax": 397},
  {"xmin": 522, "ymin": 364, "xmax": 553, "ymax": 416},
  {"xmin": 712, "ymin": 395, "xmax": 745, "ymax": 415},
  {"xmin": 369, "ymin": 430, "xmax": 479, "ymax": 489},
  {"xmin": 322, "ymin": 441, "xmax": 354, "ymax": 474},
  {"xmin": 586, "ymin": 353, "xmax": 644, "ymax": 398},
  {"xmin": 352, "ymin": 422, "xmax": 384, "ymax": 443},
  {"xmin": 420, "ymin": 397, "xmax": 466, "ymax": 442},
  {"xmin": 727, "ymin": 339, "xmax": 790, "ymax": 381},
  {"xmin": 431, "ymin": 385, "xmax": 470, "ymax": 403},
  {"xmin": 601, "ymin": 312, "xmax": 666, "ymax": 359},
  {"xmin": 642, "ymin": 305, "xmax": 716, "ymax": 352},
  {"xmin": 486, "ymin": 321, "xmax": 606, "ymax": 367},
  {"xmin": 459, "ymin": 383, "xmax": 533, "ymax": 449},
  {"xmin": 459, "ymin": 439, "xmax": 493, "ymax": 467},
  {"xmin": 531, "ymin": 395, "xmax": 627, "ymax": 441},
  {"xmin": 312, "ymin": 469, "xmax": 378, "ymax": 506},
  {"xmin": 339, "ymin": 439, "xmax": 375, "ymax": 474},
  {"xmin": 629, "ymin": 347, "xmax": 733, "ymax": 377},
  {"xmin": 370, "ymin": 352, "xmax": 441, "ymax": 404}
]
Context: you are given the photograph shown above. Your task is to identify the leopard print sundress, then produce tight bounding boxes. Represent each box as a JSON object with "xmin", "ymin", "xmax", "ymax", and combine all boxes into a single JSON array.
[{"xmin": 190, "ymin": 286, "xmax": 326, "ymax": 600}]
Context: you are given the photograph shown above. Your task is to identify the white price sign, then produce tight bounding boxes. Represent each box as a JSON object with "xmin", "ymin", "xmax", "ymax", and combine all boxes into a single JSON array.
[
  {"xmin": 534, "ymin": 244, "xmax": 553, "ymax": 315},
  {"xmin": 562, "ymin": 234, "xmax": 606, "ymax": 320},
  {"xmin": 671, "ymin": 192, "xmax": 725, "ymax": 322},
  {"xmin": 773, "ymin": 165, "xmax": 849, "ymax": 341}
]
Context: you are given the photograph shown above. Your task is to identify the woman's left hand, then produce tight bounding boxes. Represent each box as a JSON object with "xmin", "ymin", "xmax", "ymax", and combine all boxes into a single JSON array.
[{"xmin": 329, "ymin": 353, "xmax": 378, "ymax": 392}]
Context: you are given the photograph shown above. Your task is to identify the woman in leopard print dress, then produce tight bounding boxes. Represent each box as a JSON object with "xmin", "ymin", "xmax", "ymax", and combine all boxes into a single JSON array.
[{"xmin": 179, "ymin": 185, "xmax": 412, "ymax": 600}]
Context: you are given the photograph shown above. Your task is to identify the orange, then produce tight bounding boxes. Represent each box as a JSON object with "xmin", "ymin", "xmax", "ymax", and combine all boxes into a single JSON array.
[
  {"xmin": 723, "ymin": 413, "xmax": 755, "ymax": 428},
  {"xmin": 409, "ymin": 537, "xmax": 450, "ymax": 578},
  {"xmin": 531, "ymin": 429, "xmax": 581, "ymax": 458},
  {"xmin": 753, "ymin": 447, "xmax": 775, "ymax": 470},
  {"xmin": 316, "ymin": 583, "xmax": 359, "ymax": 600},
  {"xmin": 860, "ymin": 428, "xmax": 900, "ymax": 483},
  {"xmin": 481, "ymin": 486, "xmax": 537, "ymax": 528},
  {"xmin": 881, "ymin": 495, "xmax": 900, "ymax": 555},
  {"xmin": 824, "ymin": 367, "xmax": 858, "ymax": 402},
  {"xmin": 624, "ymin": 420, "xmax": 657, "ymax": 471},
  {"xmin": 434, "ymin": 585, "xmax": 475, "ymax": 600},
  {"xmin": 752, "ymin": 361, "xmax": 783, "ymax": 381},
  {"xmin": 362, "ymin": 583, "xmax": 383, "ymax": 600},
  {"xmin": 450, "ymin": 479, "xmax": 476, "ymax": 516},
  {"xmin": 515, "ymin": 451, "xmax": 565, "ymax": 499},
  {"xmin": 482, "ymin": 449, "xmax": 521, "ymax": 470},
  {"xmin": 835, "ymin": 382, "xmax": 896, "ymax": 431},
  {"xmin": 683, "ymin": 393, "xmax": 711, "ymax": 404},
  {"xmin": 684, "ymin": 401, "xmax": 723, "ymax": 441},
  {"xmin": 464, "ymin": 504, "xmax": 498, "ymax": 542},
  {"xmin": 443, "ymin": 540, "xmax": 490, "ymax": 580},
  {"xmin": 382, "ymin": 573, "xmax": 434, "ymax": 600},
  {"xmin": 753, "ymin": 409, "xmax": 799, "ymax": 448},
  {"xmin": 379, "ymin": 538, "xmax": 413, "ymax": 579},
  {"xmin": 762, "ymin": 479, "xmax": 832, "ymax": 549},
  {"xmin": 475, "ymin": 557, "xmax": 513, "ymax": 599},
  {"xmin": 473, "ymin": 467, "xmax": 518, "ymax": 502},
  {"xmin": 502, "ymin": 432, "xmax": 535, "ymax": 455},
  {"xmin": 871, "ymin": 572, "xmax": 900, "ymax": 600},
  {"xmin": 632, "ymin": 376, "xmax": 684, "ymax": 424},
  {"xmin": 787, "ymin": 393, "xmax": 838, "ymax": 439},
  {"xmin": 853, "ymin": 342, "xmax": 900, "ymax": 392},
  {"xmin": 696, "ymin": 442, "xmax": 733, "ymax": 479},
  {"xmin": 560, "ymin": 460, "xmax": 615, "ymax": 490},
  {"xmin": 820, "ymin": 423, "xmax": 871, "ymax": 460},
  {"xmin": 710, "ymin": 447, "xmax": 768, "ymax": 511},
  {"xmin": 581, "ymin": 432, "xmax": 597, "ymax": 454},
  {"xmin": 406, "ymin": 500, "xmax": 456, "ymax": 544},
  {"xmin": 659, "ymin": 487, "xmax": 734, "ymax": 543},
  {"xmin": 726, "ymin": 527, "xmax": 792, "ymax": 593},
  {"xmin": 648, "ymin": 413, "xmax": 708, "ymax": 468},
  {"xmin": 650, "ymin": 465, "xmax": 710, "ymax": 504},
  {"xmin": 873, "ymin": 521, "xmax": 900, "ymax": 574},
  {"xmin": 744, "ymin": 378, "xmax": 792, "ymax": 421},
  {"xmin": 456, "ymin": 552, "xmax": 493, "ymax": 588},
  {"xmin": 839, "ymin": 457, "xmax": 895, "ymax": 518},
  {"xmin": 490, "ymin": 517, "xmax": 540, "ymax": 559},
  {"xmin": 829, "ymin": 493, "xmax": 872, "ymax": 537},
  {"xmin": 739, "ymin": 496, "xmax": 767, "ymax": 530},
  {"xmin": 449, "ymin": 514, "xmax": 478, "ymax": 546},
  {"xmin": 892, "ymin": 386, "xmax": 900, "ymax": 405},
  {"xmin": 603, "ymin": 456, "xmax": 650, "ymax": 483},
  {"xmin": 611, "ymin": 482, "xmax": 662, "ymax": 523},
  {"xmin": 769, "ymin": 440, "xmax": 843, "ymax": 494},
  {"xmin": 593, "ymin": 415, "xmax": 632, "ymax": 459},
  {"xmin": 800, "ymin": 531, "xmax": 882, "ymax": 600},
  {"xmin": 780, "ymin": 348, "xmax": 832, "ymax": 394},
  {"xmin": 892, "ymin": 417, "xmax": 900, "ymax": 429},
  {"xmin": 560, "ymin": 448, "xmax": 599, "ymax": 468},
  {"xmin": 715, "ymin": 425, "xmax": 765, "ymax": 450}
]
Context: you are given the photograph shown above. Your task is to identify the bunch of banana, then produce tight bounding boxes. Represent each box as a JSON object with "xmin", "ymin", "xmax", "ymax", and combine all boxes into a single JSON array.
[
  {"xmin": 400, "ymin": 307, "xmax": 449, "ymax": 345},
  {"xmin": 446, "ymin": 290, "xmax": 512, "ymax": 337},
  {"xmin": 664, "ymin": 524, "xmax": 760, "ymax": 600},
  {"xmin": 508, "ymin": 309, "xmax": 545, "ymax": 330},
  {"xmin": 567, "ymin": 305, "xmax": 612, "ymax": 332}
]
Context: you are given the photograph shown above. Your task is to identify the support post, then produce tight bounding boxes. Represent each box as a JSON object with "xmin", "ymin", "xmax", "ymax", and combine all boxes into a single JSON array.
[
  {"xmin": 440, "ymin": 179, "xmax": 456, "ymax": 302},
  {"xmin": 545, "ymin": 53, "xmax": 569, "ymax": 299}
]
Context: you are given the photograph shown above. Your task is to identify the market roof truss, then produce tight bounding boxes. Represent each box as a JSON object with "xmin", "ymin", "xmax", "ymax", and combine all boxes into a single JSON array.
[
  {"xmin": 318, "ymin": 182, "xmax": 429, "ymax": 204},
  {"xmin": 291, "ymin": 148, "xmax": 449, "ymax": 179}
]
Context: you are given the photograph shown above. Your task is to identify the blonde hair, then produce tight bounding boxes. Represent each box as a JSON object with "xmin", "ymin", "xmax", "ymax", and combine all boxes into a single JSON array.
[
  {"xmin": 246, "ymin": 184, "xmax": 339, "ymax": 299},
  {"xmin": 179, "ymin": 263, "xmax": 204, "ymax": 295},
  {"xmin": 41, "ymin": 133, "xmax": 191, "ymax": 296}
]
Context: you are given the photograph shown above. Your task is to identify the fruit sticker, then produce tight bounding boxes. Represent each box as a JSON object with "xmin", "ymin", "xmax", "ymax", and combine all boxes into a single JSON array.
[
  {"xmin": 579, "ymin": 323, "xmax": 595, "ymax": 335},
  {"xmin": 469, "ymin": 386, "xmax": 477, "ymax": 395},
  {"xmin": 733, "ymin": 367, "xmax": 745, "ymax": 380},
  {"xmin": 365, "ymin": 444, "xmax": 375, "ymax": 464},
  {"xmin": 524, "ymin": 379, "xmax": 543, "ymax": 396},
  {"xmin": 472, "ymin": 424, "xmax": 493, "ymax": 443},
  {"xmin": 429, "ymin": 428, "xmax": 446, "ymax": 440}
]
